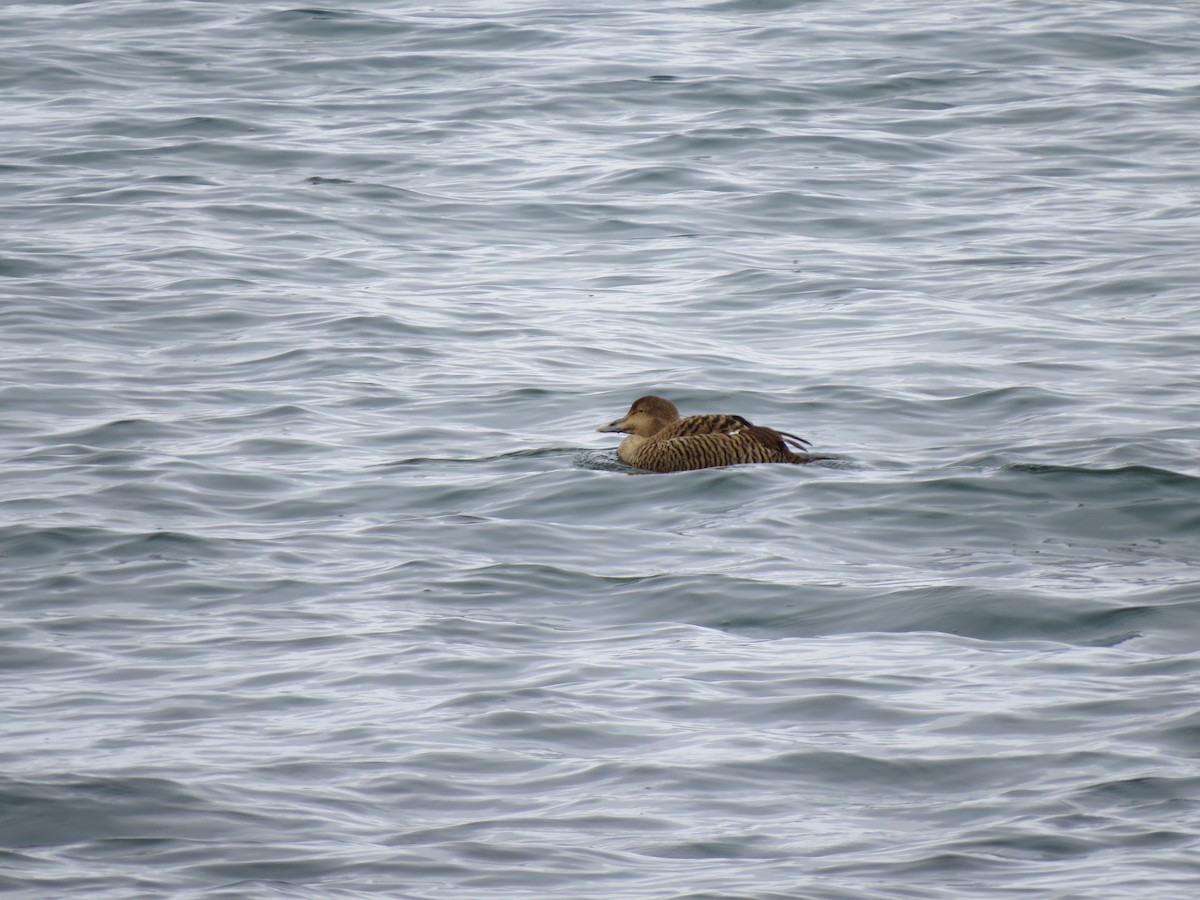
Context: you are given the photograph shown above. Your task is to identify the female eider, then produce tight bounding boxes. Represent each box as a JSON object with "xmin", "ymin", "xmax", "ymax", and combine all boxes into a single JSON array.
[{"xmin": 596, "ymin": 395, "xmax": 818, "ymax": 473}]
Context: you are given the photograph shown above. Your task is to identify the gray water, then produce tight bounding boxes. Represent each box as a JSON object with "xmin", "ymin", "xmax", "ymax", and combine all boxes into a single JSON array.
[{"xmin": 4, "ymin": 1, "xmax": 1200, "ymax": 897}]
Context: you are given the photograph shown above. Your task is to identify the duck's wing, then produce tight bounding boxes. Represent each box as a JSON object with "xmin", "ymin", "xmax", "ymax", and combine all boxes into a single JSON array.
[
  {"xmin": 656, "ymin": 413, "xmax": 743, "ymax": 439},
  {"xmin": 626, "ymin": 413, "xmax": 815, "ymax": 471},
  {"xmin": 658, "ymin": 414, "xmax": 812, "ymax": 454}
]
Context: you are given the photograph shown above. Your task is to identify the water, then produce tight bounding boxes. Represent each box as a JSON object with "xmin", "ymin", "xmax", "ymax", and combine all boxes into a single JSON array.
[{"xmin": 3, "ymin": 1, "xmax": 1200, "ymax": 896}]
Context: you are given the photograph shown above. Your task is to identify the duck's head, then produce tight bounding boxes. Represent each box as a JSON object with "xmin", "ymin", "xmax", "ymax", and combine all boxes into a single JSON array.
[{"xmin": 596, "ymin": 395, "xmax": 680, "ymax": 437}]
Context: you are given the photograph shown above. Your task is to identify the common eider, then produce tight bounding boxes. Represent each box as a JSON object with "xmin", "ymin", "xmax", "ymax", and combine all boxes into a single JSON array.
[{"xmin": 596, "ymin": 395, "xmax": 819, "ymax": 472}]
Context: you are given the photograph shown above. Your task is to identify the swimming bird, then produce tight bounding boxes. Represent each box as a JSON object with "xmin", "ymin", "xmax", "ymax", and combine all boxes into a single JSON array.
[{"xmin": 596, "ymin": 395, "xmax": 818, "ymax": 472}]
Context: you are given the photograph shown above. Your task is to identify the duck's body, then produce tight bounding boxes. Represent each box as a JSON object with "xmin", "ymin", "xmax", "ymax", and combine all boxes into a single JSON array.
[{"xmin": 596, "ymin": 396, "xmax": 818, "ymax": 473}]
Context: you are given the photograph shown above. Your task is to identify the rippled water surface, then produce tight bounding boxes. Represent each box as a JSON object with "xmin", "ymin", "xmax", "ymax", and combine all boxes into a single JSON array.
[{"xmin": 4, "ymin": 1, "xmax": 1200, "ymax": 897}]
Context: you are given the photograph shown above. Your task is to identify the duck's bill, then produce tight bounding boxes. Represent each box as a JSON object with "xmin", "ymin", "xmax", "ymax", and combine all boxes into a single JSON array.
[{"xmin": 596, "ymin": 419, "xmax": 626, "ymax": 433}]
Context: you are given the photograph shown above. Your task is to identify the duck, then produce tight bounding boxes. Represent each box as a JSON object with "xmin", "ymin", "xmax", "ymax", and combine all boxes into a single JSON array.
[{"xmin": 596, "ymin": 395, "xmax": 819, "ymax": 472}]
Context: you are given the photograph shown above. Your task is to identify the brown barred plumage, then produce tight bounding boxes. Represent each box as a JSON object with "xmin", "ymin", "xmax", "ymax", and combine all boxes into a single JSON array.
[{"xmin": 596, "ymin": 396, "xmax": 819, "ymax": 473}]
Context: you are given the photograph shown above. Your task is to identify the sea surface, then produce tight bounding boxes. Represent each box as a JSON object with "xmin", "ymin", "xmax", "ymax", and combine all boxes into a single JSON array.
[{"xmin": 3, "ymin": 1, "xmax": 1200, "ymax": 897}]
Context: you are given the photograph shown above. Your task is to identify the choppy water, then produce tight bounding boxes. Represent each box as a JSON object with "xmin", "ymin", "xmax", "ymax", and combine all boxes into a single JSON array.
[{"xmin": 4, "ymin": 1, "xmax": 1200, "ymax": 897}]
